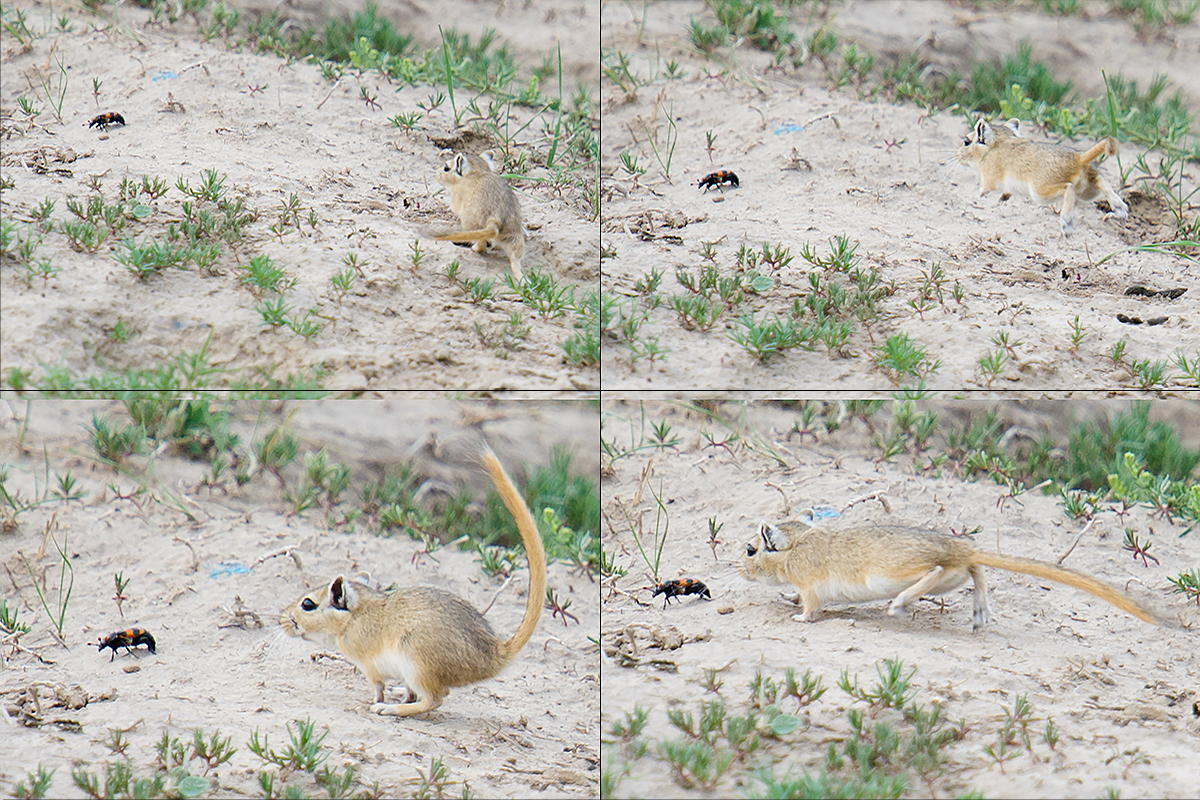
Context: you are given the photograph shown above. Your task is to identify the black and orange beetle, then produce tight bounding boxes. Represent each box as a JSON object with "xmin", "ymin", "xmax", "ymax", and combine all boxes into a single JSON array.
[
  {"xmin": 651, "ymin": 578, "xmax": 712, "ymax": 608},
  {"xmin": 698, "ymin": 170, "xmax": 739, "ymax": 192},
  {"xmin": 92, "ymin": 628, "xmax": 156, "ymax": 661},
  {"xmin": 88, "ymin": 112, "xmax": 126, "ymax": 131}
]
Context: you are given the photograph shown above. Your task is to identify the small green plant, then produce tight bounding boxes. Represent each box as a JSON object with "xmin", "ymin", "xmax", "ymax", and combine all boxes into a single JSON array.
[
  {"xmin": 114, "ymin": 237, "xmax": 192, "ymax": 280},
  {"xmin": 176, "ymin": 169, "xmax": 227, "ymax": 203},
  {"xmin": 876, "ymin": 333, "xmax": 939, "ymax": 384},
  {"xmin": 390, "ymin": 110, "xmax": 423, "ymax": 130},
  {"xmin": 109, "ymin": 318, "xmax": 136, "ymax": 344},
  {"xmin": 1068, "ymin": 314, "xmax": 1086, "ymax": 355},
  {"xmin": 838, "ymin": 657, "xmax": 917, "ymax": 709},
  {"xmin": 241, "ymin": 254, "xmax": 297, "ymax": 298},
  {"xmin": 23, "ymin": 515, "xmax": 74, "ymax": 643},
  {"xmin": 88, "ymin": 413, "xmax": 145, "ymax": 464},
  {"xmin": 979, "ymin": 347, "xmax": 1009, "ymax": 389},
  {"xmin": 0, "ymin": 599, "xmax": 32, "ymax": 635},
  {"xmin": 619, "ymin": 151, "xmax": 646, "ymax": 177},
  {"xmin": 191, "ymin": 727, "xmax": 237, "ymax": 774},
  {"xmin": 658, "ymin": 739, "xmax": 735, "ymax": 792},
  {"xmin": 1167, "ymin": 568, "xmax": 1200, "ymax": 605},
  {"xmin": 411, "ymin": 755, "xmax": 472, "ymax": 799},
  {"xmin": 34, "ymin": 52, "xmax": 69, "ymax": 124},
  {"xmin": 329, "ymin": 267, "xmax": 356, "ymax": 304},
  {"xmin": 688, "ymin": 19, "xmax": 727, "ymax": 53},
  {"xmin": 112, "ymin": 571, "xmax": 130, "ymax": 618},
  {"xmin": 729, "ymin": 313, "xmax": 812, "ymax": 363},
  {"xmin": 12, "ymin": 765, "xmax": 55, "ymax": 799},
  {"xmin": 287, "ymin": 308, "xmax": 324, "ymax": 341},
  {"xmin": 1122, "ymin": 527, "xmax": 1160, "ymax": 567},
  {"xmin": 248, "ymin": 717, "xmax": 329, "ymax": 774},
  {"xmin": 510, "ymin": 266, "xmax": 574, "ymax": 318},
  {"xmin": 464, "ymin": 276, "xmax": 495, "ymax": 304},
  {"xmin": 409, "ymin": 238, "xmax": 424, "ymax": 271},
  {"xmin": 1125, "ymin": 357, "xmax": 1170, "ymax": 391}
]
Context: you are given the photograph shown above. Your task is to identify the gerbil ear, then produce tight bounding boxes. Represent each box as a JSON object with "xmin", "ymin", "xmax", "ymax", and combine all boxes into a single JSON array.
[
  {"xmin": 1003, "ymin": 118, "xmax": 1022, "ymax": 137},
  {"xmin": 974, "ymin": 119, "xmax": 993, "ymax": 145},
  {"xmin": 453, "ymin": 153, "xmax": 470, "ymax": 176},
  {"xmin": 328, "ymin": 576, "xmax": 358, "ymax": 611},
  {"xmin": 760, "ymin": 522, "xmax": 791, "ymax": 552},
  {"xmin": 756, "ymin": 522, "xmax": 787, "ymax": 553},
  {"xmin": 479, "ymin": 150, "xmax": 498, "ymax": 172}
]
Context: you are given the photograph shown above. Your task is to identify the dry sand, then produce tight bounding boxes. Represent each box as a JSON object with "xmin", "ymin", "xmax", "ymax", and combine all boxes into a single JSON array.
[
  {"xmin": 1, "ymin": 0, "xmax": 599, "ymax": 392},
  {"xmin": 601, "ymin": 399, "xmax": 1200, "ymax": 798},
  {"xmin": 600, "ymin": 1, "xmax": 1198, "ymax": 391},
  {"xmin": 0, "ymin": 398, "xmax": 600, "ymax": 797}
]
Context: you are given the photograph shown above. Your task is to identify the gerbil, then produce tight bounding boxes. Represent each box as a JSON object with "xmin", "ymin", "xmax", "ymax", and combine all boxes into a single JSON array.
[
  {"xmin": 434, "ymin": 150, "xmax": 525, "ymax": 279},
  {"xmin": 956, "ymin": 118, "xmax": 1128, "ymax": 235},
  {"xmin": 281, "ymin": 450, "xmax": 545, "ymax": 717},
  {"xmin": 739, "ymin": 520, "xmax": 1159, "ymax": 631}
]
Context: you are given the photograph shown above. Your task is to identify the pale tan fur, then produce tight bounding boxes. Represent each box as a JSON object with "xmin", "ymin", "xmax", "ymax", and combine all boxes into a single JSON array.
[
  {"xmin": 739, "ymin": 521, "xmax": 1159, "ymax": 631},
  {"xmin": 434, "ymin": 150, "xmax": 525, "ymax": 279},
  {"xmin": 956, "ymin": 118, "xmax": 1128, "ymax": 235},
  {"xmin": 281, "ymin": 451, "xmax": 545, "ymax": 717}
]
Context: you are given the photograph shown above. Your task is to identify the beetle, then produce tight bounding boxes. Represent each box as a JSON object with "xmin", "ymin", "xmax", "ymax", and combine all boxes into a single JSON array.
[
  {"xmin": 88, "ymin": 112, "xmax": 126, "ymax": 131},
  {"xmin": 92, "ymin": 628, "xmax": 156, "ymax": 661},
  {"xmin": 651, "ymin": 578, "xmax": 712, "ymax": 608},
  {"xmin": 698, "ymin": 170, "xmax": 739, "ymax": 192}
]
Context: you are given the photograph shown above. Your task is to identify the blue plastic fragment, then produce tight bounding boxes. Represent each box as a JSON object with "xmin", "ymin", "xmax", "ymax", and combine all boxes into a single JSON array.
[
  {"xmin": 152, "ymin": 70, "xmax": 178, "ymax": 82},
  {"xmin": 797, "ymin": 505, "xmax": 841, "ymax": 524},
  {"xmin": 773, "ymin": 123, "xmax": 805, "ymax": 135},
  {"xmin": 209, "ymin": 561, "xmax": 251, "ymax": 579}
]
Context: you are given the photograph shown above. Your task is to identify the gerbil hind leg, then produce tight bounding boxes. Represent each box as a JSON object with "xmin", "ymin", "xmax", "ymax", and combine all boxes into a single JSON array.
[
  {"xmin": 887, "ymin": 566, "xmax": 945, "ymax": 617},
  {"xmin": 969, "ymin": 565, "xmax": 991, "ymax": 631}
]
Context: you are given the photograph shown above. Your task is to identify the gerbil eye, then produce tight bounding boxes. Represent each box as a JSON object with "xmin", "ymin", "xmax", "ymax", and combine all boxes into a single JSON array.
[
  {"xmin": 746, "ymin": 543, "xmax": 757, "ymax": 557},
  {"xmin": 300, "ymin": 598, "xmax": 317, "ymax": 611},
  {"xmin": 963, "ymin": 137, "xmax": 971, "ymax": 146}
]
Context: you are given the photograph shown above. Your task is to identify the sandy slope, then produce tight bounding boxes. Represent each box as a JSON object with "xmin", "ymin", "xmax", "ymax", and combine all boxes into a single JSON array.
[
  {"xmin": 1, "ymin": 0, "xmax": 599, "ymax": 392},
  {"xmin": 0, "ymin": 399, "xmax": 600, "ymax": 798},
  {"xmin": 600, "ymin": 1, "xmax": 1198, "ymax": 392},
  {"xmin": 601, "ymin": 399, "xmax": 1200, "ymax": 798}
]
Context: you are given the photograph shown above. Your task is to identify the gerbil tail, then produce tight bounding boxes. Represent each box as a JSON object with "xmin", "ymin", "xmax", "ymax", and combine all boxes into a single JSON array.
[
  {"xmin": 482, "ymin": 450, "xmax": 547, "ymax": 662},
  {"xmin": 974, "ymin": 551, "xmax": 1159, "ymax": 625},
  {"xmin": 1078, "ymin": 137, "xmax": 1117, "ymax": 166},
  {"xmin": 435, "ymin": 224, "xmax": 500, "ymax": 243}
]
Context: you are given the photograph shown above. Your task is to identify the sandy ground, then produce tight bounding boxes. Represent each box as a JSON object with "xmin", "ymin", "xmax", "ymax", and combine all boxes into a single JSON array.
[
  {"xmin": 1, "ymin": 0, "xmax": 599, "ymax": 392},
  {"xmin": 600, "ymin": 1, "xmax": 1199, "ymax": 391},
  {"xmin": 601, "ymin": 399, "xmax": 1200, "ymax": 798},
  {"xmin": 0, "ymin": 398, "xmax": 600, "ymax": 798}
]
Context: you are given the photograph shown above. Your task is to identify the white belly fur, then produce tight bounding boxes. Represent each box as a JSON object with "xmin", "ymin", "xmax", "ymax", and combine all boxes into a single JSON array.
[{"xmin": 813, "ymin": 570, "xmax": 971, "ymax": 605}]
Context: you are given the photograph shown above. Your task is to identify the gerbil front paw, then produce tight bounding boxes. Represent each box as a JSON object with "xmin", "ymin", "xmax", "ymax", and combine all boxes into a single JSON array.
[{"xmin": 779, "ymin": 590, "xmax": 801, "ymax": 605}]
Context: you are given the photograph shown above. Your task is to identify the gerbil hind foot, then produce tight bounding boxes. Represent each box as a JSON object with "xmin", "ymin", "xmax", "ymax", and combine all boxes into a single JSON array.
[
  {"xmin": 371, "ymin": 693, "xmax": 443, "ymax": 717},
  {"xmin": 971, "ymin": 603, "xmax": 992, "ymax": 632}
]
